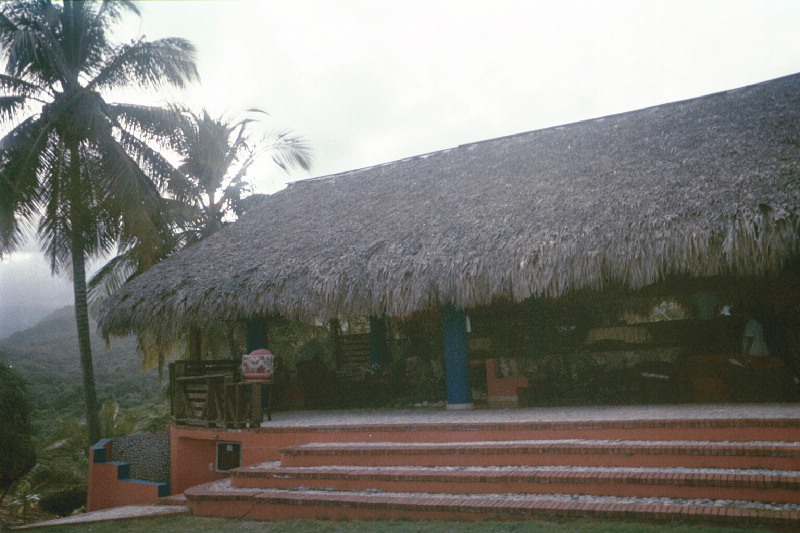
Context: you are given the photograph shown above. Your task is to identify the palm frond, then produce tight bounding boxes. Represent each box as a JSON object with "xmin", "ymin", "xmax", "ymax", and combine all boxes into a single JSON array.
[
  {"xmin": 66, "ymin": 2, "xmax": 127, "ymax": 83},
  {"xmin": 95, "ymin": 0, "xmax": 139, "ymax": 25},
  {"xmin": 91, "ymin": 134, "xmax": 188, "ymax": 262},
  {"xmin": 0, "ymin": 9, "xmax": 18, "ymax": 43},
  {"xmin": 0, "ymin": 73, "xmax": 42, "ymax": 97},
  {"xmin": 114, "ymin": 128, "xmax": 185, "ymax": 193},
  {"xmin": 3, "ymin": 6, "xmax": 73, "ymax": 89},
  {"xmin": 88, "ymin": 252, "xmax": 138, "ymax": 304},
  {"xmin": 93, "ymin": 132, "xmax": 161, "ymax": 209},
  {"xmin": 107, "ymin": 102, "xmax": 189, "ymax": 150},
  {"xmin": 0, "ymin": 95, "xmax": 28, "ymax": 123},
  {"xmin": 0, "ymin": 116, "xmax": 54, "ymax": 254},
  {"xmin": 88, "ymin": 37, "xmax": 198, "ymax": 92},
  {"xmin": 262, "ymin": 130, "xmax": 313, "ymax": 172}
]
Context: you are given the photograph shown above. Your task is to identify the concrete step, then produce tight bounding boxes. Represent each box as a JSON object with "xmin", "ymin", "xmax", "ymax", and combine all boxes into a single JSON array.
[
  {"xmin": 184, "ymin": 479, "xmax": 800, "ymax": 528},
  {"xmin": 280, "ymin": 439, "xmax": 800, "ymax": 470},
  {"xmin": 157, "ymin": 494, "xmax": 187, "ymax": 506},
  {"xmin": 230, "ymin": 462, "xmax": 800, "ymax": 504}
]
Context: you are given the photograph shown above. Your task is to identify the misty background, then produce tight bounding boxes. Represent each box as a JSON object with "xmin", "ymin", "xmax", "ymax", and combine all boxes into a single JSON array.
[{"xmin": 2, "ymin": 0, "xmax": 800, "ymax": 338}]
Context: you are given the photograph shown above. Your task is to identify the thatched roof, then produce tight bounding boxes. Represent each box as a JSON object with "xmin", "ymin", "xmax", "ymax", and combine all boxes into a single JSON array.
[{"xmin": 100, "ymin": 73, "xmax": 800, "ymax": 337}]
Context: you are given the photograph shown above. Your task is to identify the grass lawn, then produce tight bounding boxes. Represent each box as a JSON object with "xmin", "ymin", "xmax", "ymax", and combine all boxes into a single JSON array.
[{"xmin": 20, "ymin": 517, "xmax": 775, "ymax": 533}]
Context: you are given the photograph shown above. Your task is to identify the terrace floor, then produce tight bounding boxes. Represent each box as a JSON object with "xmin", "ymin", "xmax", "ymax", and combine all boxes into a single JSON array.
[{"xmin": 253, "ymin": 403, "xmax": 800, "ymax": 429}]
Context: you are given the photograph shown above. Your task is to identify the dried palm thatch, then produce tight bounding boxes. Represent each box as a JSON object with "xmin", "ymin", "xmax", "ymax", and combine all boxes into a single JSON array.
[{"xmin": 100, "ymin": 73, "xmax": 800, "ymax": 339}]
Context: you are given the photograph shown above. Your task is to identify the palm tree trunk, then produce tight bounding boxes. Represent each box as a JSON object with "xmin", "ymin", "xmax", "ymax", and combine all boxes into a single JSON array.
[
  {"xmin": 72, "ymin": 237, "xmax": 102, "ymax": 446},
  {"xmin": 67, "ymin": 142, "xmax": 102, "ymax": 446}
]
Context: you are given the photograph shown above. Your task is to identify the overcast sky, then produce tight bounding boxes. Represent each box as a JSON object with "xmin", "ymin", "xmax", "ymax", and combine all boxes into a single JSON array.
[{"xmin": 2, "ymin": 0, "xmax": 800, "ymax": 324}]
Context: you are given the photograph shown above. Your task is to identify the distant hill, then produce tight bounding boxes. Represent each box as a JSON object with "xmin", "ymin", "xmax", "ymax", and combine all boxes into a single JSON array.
[
  {"xmin": 0, "ymin": 301, "xmax": 61, "ymax": 339},
  {"xmin": 0, "ymin": 306, "xmax": 163, "ymax": 418}
]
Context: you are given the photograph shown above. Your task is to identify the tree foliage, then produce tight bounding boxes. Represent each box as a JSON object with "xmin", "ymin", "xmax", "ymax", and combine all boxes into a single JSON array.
[
  {"xmin": 175, "ymin": 108, "xmax": 312, "ymax": 241},
  {"xmin": 0, "ymin": 364, "xmax": 36, "ymax": 506},
  {"xmin": 0, "ymin": 0, "xmax": 198, "ymax": 445},
  {"xmin": 89, "ymin": 109, "xmax": 312, "ymax": 372},
  {"xmin": 89, "ymin": 109, "xmax": 312, "ymax": 307}
]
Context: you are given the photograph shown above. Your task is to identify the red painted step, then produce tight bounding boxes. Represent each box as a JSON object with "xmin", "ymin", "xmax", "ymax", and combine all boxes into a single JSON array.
[
  {"xmin": 230, "ymin": 462, "xmax": 800, "ymax": 504},
  {"xmin": 181, "ymin": 413, "xmax": 800, "ymax": 527},
  {"xmin": 185, "ymin": 479, "xmax": 800, "ymax": 529},
  {"xmin": 248, "ymin": 417, "xmax": 800, "ymax": 448},
  {"xmin": 280, "ymin": 439, "xmax": 800, "ymax": 470}
]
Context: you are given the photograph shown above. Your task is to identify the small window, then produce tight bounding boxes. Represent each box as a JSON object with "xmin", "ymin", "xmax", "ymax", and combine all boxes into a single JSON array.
[{"xmin": 216, "ymin": 442, "xmax": 241, "ymax": 472}]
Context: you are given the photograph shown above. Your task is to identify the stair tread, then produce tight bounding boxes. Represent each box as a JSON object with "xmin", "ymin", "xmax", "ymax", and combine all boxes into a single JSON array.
[
  {"xmin": 292, "ymin": 438, "xmax": 800, "ymax": 446},
  {"xmin": 239, "ymin": 461, "xmax": 800, "ymax": 478},
  {"xmin": 158, "ymin": 494, "xmax": 188, "ymax": 506},
  {"xmin": 285, "ymin": 439, "xmax": 800, "ymax": 454},
  {"xmin": 188, "ymin": 478, "xmax": 800, "ymax": 514},
  {"xmin": 233, "ymin": 462, "xmax": 800, "ymax": 494}
]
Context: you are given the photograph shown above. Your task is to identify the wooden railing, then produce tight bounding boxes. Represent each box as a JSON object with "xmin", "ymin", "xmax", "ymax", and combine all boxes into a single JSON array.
[{"xmin": 169, "ymin": 360, "xmax": 269, "ymax": 428}]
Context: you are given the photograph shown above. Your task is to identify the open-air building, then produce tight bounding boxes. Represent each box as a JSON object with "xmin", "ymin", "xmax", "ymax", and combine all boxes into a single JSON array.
[
  {"xmin": 100, "ymin": 72, "xmax": 800, "ymax": 408},
  {"xmin": 91, "ymin": 73, "xmax": 800, "ymax": 525}
]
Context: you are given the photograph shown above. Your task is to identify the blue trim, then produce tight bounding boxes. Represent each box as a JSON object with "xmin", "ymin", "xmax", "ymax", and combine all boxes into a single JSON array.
[
  {"xmin": 106, "ymin": 461, "xmax": 130, "ymax": 479},
  {"xmin": 90, "ymin": 438, "xmax": 114, "ymax": 463},
  {"xmin": 118, "ymin": 478, "xmax": 170, "ymax": 497},
  {"xmin": 89, "ymin": 437, "xmax": 170, "ymax": 497}
]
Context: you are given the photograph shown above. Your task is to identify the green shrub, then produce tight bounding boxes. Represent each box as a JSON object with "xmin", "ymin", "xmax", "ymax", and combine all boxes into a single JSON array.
[
  {"xmin": 0, "ymin": 364, "xmax": 36, "ymax": 504},
  {"xmin": 37, "ymin": 486, "xmax": 86, "ymax": 517}
]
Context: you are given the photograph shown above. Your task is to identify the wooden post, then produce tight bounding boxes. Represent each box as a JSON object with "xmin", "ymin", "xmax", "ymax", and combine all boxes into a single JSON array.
[{"xmin": 189, "ymin": 327, "xmax": 202, "ymax": 360}]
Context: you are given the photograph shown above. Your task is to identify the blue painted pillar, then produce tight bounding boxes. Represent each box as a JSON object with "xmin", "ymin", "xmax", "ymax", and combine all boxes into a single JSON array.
[
  {"xmin": 526, "ymin": 298, "xmax": 547, "ymax": 358},
  {"xmin": 369, "ymin": 315, "xmax": 388, "ymax": 368},
  {"xmin": 442, "ymin": 304, "xmax": 473, "ymax": 409}
]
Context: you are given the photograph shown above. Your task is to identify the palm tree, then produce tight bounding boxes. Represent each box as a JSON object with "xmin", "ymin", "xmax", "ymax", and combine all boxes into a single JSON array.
[
  {"xmin": 176, "ymin": 108, "xmax": 312, "ymax": 242},
  {"xmin": 89, "ymin": 108, "xmax": 311, "ymax": 306},
  {"xmin": 0, "ymin": 0, "xmax": 198, "ymax": 445},
  {"xmin": 89, "ymin": 108, "xmax": 311, "ymax": 371}
]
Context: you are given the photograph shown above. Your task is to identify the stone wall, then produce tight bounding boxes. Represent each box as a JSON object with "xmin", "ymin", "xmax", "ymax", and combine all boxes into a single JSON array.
[{"xmin": 111, "ymin": 432, "xmax": 170, "ymax": 483}]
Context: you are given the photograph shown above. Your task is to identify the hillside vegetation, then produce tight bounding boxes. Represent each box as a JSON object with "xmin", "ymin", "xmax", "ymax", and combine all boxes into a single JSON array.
[
  {"xmin": 0, "ymin": 306, "xmax": 164, "ymax": 440},
  {"xmin": 1, "ymin": 307, "xmax": 168, "ymax": 526}
]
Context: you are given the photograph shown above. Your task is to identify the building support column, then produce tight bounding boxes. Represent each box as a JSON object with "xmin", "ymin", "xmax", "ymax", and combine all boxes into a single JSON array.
[
  {"xmin": 188, "ymin": 327, "xmax": 202, "ymax": 360},
  {"xmin": 442, "ymin": 304, "xmax": 473, "ymax": 409},
  {"xmin": 369, "ymin": 315, "xmax": 389, "ymax": 368},
  {"xmin": 526, "ymin": 298, "xmax": 547, "ymax": 358}
]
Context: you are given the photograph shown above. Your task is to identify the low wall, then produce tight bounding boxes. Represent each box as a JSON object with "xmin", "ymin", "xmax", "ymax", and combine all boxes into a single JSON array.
[
  {"xmin": 87, "ymin": 435, "xmax": 170, "ymax": 511},
  {"xmin": 111, "ymin": 433, "xmax": 170, "ymax": 483}
]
